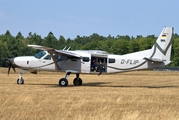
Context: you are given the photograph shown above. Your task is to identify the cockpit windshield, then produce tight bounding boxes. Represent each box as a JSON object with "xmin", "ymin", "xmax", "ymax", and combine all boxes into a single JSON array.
[{"xmin": 34, "ymin": 51, "xmax": 46, "ymax": 59}]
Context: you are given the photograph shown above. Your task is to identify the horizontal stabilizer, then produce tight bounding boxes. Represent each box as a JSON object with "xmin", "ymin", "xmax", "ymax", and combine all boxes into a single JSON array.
[{"xmin": 144, "ymin": 57, "xmax": 164, "ymax": 63}]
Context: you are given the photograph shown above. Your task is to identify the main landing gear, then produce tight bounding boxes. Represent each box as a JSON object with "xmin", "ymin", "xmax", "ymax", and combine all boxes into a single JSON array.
[
  {"xmin": 59, "ymin": 72, "xmax": 82, "ymax": 87},
  {"xmin": 15, "ymin": 70, "xmax": 82, "ymax": 87}
]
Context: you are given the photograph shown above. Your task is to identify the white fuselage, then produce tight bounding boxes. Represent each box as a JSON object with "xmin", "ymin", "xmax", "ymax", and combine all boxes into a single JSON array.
[{"xmin": 13, "ymin": 50, "xmax": 165, "ymax": 74}]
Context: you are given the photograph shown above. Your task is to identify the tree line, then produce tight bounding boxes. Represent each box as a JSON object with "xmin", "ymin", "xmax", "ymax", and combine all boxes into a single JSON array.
[{"xmin": 0, "ymin": 30, "xmax": 179, "ymax": 67}]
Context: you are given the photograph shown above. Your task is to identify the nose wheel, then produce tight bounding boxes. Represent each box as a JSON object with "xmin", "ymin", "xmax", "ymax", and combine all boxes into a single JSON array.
[
  {"xmin": 17, "ymin": 77, "xmax": 24, "ymax": 84},
  {"xmin": 16, "ymin": 69, "xmax": 25, "ymax": 84}
]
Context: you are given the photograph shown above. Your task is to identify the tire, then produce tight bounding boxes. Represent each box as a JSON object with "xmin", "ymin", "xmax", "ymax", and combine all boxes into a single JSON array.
[
  {"xmin": 73, "ymin": 78, "xmax": 82, "ymax": 86},
  {"xmin": 17, "ymin": 78, "xmax": 24, "ymax": 84},
  {"xmin": 59, "ymin": 78, "xmax": 68, "ymax": 87}
]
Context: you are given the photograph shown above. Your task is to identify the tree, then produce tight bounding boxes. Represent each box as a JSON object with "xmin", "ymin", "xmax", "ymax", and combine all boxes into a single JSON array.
[
  {"xmin": 27, "ymin": 32, "xmax": 42, "ymax": 45},
  {"xmin": 43, "ymin": 32, "xmax": 57, "ymax": 48},
  {"xmin": 169, "ymin": 37, "xmax": 179, "ymax": 66},
  {"xmin": 16, "ymin": 32, "xmax": 24, "ymax": 39},
  {"xmin": 128, "ymin": 39, "xmax": 140, "ymax": 53},
  {"xmin": 0, "ymin": 30, "xmax": 178, "ymax": 67},
  {"xmin": 111, "ymin": 39, "xmax": 129, "ymax": 54},
  {"xmin": 0, "ymin": 41, "xmax": 9, "ymax": 67},
  {"xmin": 5, "ymin": 30, "xmax": 11, "ymax": 36},
  {"xmin": 58, "ymin": 35, "xmax": 66, "ymax": 49}
]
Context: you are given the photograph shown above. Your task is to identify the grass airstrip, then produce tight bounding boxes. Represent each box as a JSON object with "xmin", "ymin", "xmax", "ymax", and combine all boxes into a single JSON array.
[{"xmin": 0, "ymin": 68, "xmax": 179, "ymax": 120}]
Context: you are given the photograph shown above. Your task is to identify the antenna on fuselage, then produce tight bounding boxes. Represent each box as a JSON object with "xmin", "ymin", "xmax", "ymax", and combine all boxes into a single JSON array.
[
  {"xmin": 62, "ymin": 46, "xmax": 66, "ymax": 51},
  {"xmin": 67, "ymin": 46, "xmax": 71, "ymax": 51}
]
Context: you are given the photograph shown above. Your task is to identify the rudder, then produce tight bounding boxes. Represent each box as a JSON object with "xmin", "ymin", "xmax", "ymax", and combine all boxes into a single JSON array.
[{"xmin": 149, "ymin": 27, "xmax": 173, "ymax": 65}]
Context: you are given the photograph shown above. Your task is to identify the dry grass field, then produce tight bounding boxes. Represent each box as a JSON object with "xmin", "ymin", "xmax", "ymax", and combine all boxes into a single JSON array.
[{"xmin": 1, "ymin": 68, "xmax": 179, "ymax": 120}]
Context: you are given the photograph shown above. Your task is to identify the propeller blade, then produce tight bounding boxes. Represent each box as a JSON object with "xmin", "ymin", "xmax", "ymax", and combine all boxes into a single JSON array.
[
  {"xmin": 12, "ymin": 64, "xmax": 16, "ymax": 73},
  {"xmin": 7, "ymin": 58, "xmax": 16, "ymax": 75},
  {"xmin": 8, "ymin": 63, "xmax": 12, "ymax": 75}
]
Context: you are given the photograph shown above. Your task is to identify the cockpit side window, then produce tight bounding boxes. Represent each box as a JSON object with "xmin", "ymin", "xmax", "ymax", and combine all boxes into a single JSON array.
[
  {"xmin": 44, "ymin": 55, "xmax": 51, "ymax": 60},
  {"xmin": 54, "ymin": 54, "xmax": 59, "ymax": 61},
  {"xmin": 34, "ymin": 51, "xmax": 46, "ymax": 59}
]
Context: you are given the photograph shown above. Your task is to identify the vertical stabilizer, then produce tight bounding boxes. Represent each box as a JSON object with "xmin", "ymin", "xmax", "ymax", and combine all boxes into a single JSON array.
[{"xmin": 149, "ymin": 27, "xmax": 173, "ymax": 64}]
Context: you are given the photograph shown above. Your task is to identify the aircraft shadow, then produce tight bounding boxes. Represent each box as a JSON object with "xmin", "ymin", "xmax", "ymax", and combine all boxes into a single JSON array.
[
  {"xmin": 105, "ymin": 85, "xmax": 179, "ymax": 89},
  {"xmin": 23, "ymin": 82, "xmax": 179, "ymax": 89},
  {"xmin": 82, "ymin": 82, "xmax": 111, "ymax": 86},
  {"xmin": 50, "ymin": 82, "xmax": 111, "ymax": 88},
  {"xmin": 82, "ymin": 82, "xmax": 179, "ymax": 88}
]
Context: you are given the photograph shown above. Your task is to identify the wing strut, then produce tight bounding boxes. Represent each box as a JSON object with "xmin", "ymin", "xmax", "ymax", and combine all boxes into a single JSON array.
[{"xmin": 49, "ymin": 51, "xmax": 61, "ymax": 70}]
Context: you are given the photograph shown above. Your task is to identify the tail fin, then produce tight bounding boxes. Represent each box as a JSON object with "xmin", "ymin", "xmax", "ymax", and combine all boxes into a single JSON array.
[{"xmin": 147, "ymin": 27, "xmax": 173, "ymax": 65}]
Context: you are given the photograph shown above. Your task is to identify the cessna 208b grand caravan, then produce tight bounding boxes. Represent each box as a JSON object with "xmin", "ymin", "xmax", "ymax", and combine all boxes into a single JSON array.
[{"xmin": 7, "ymin": 27, "xmax": 173, "ymax": 87}]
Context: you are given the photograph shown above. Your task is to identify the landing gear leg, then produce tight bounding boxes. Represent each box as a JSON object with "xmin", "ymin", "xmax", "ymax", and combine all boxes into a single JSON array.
[
  {"xmin": 73, "ymin": 73, "xmax": 82, "ymax": 86},
  {"xmin": 59, "ymin": 72, "xmax": 71, "ymax": 87},
  {"xmin": 17, "ymin": 70, "xmax": 24, "ymax": 84}
]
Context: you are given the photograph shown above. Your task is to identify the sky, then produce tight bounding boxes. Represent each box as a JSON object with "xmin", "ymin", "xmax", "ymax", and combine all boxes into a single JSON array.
[{"xmin": 0, "ymin": 0, "xmax": 179, "ymax": 39}]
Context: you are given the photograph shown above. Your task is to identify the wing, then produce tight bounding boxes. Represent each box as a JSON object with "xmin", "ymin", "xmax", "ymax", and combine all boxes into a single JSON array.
[
  {"xmin": 28, "ymin": 45, "xmax": 81, "ymax": 70},
  {"xmin": 27, "ymin": 45, "xmax": 54, "ymax": 51},
  {"xmin": 28, "ymin": 45, "xmax": 81, "ymax": 58}
]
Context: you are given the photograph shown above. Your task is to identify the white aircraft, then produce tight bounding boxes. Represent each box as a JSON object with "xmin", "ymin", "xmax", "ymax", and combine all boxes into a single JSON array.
[{"xmin": 7, "ymin": 27, "xmax": 173, "ymax": 87}]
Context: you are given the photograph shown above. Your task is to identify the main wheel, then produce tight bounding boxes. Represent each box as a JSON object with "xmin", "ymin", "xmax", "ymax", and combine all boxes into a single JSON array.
[
  {"xmin": 73, "ymin": 78, "xmax": 82, "ymax": 86},
  {"xmin": 17, "ymin": 78, "xmax": 24, "ymax": 84},
  {"xmin": 59, "ymin": 78, "xmax": 68, "ymax": 87}
]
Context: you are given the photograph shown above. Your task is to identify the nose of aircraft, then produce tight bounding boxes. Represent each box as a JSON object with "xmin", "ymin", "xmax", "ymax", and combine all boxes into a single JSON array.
[{"xmin": 6, "ymin": 58, "xmax": 16, "ymax": 75}]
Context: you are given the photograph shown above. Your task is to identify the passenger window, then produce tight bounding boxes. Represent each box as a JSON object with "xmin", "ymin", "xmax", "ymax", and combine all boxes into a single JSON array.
[
  {"xmin": 59, "ymin": 56, "xmax": 68, "ymax": 61},
  {"xmin": 44, "ymin": 55, "xmax": 51, "ymax": 60},
  {"xmin": 108, "ymin": 58, "xmax": 115, "ymax": 63},
  {"xmin": 83, "ymin": 57, "xmax": 89, "ymax": 62},
  {"xmin": 70, "ymin": 57, "xmax": 79, "ymax": 61}
]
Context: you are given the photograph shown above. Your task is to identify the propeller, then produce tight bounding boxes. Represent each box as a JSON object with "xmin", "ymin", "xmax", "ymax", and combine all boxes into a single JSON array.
[{"xmin": 6, "ymin": 58, "xmax": 16, "ymax": 75}]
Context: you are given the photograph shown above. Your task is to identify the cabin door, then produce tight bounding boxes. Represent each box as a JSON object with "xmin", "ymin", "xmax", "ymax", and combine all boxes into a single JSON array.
[
  {"xmin": 81, "ymin": 54, "xmax": 91, "ymax": 73},
  {"xmin": 39, "ymin": 54, "xmax": 55, "ymax": 70},
  {"xmin": 90, "ymin": 56, "xmax": 107, "ymax": 73}
]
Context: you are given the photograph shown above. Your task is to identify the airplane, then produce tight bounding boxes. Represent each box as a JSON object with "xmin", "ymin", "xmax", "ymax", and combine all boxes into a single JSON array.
[{"xmin": 7, "ymin": 27, "xmax": 173, "ymax": 87}]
